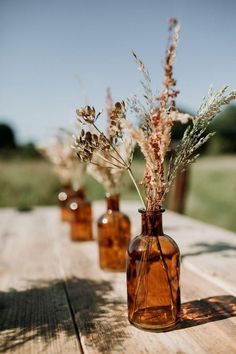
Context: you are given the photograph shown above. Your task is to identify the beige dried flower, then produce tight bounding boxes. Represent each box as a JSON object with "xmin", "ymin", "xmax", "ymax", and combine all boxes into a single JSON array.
[
  {"xmin": 38, "ymin": 133, "xmax": 85, "ymax": 190},
  {"xmin": 73, "ymin": 96, "xmax": 138, "ymax": 198}
]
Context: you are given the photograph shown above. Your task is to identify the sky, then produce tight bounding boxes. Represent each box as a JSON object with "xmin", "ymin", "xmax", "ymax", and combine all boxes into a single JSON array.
[{"xmin": 0, "ymin": 0, "xmax": 236, "ymax": 143}]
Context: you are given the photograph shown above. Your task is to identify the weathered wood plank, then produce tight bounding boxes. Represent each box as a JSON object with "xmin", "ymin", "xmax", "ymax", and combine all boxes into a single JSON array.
[
  {"xmin": 45, "ymin": 204, "xmax": 236, "ymax": 354},
  {"xmin": 0, "ymin": 208, "xmax": 82, "ymax": 354},
  {"xmin": 1, "ymin": 203, "xmax": 236, "ymax": 354}
]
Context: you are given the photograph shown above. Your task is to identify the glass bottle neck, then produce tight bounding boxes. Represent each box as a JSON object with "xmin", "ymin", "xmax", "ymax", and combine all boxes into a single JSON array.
[
  {"xmin": 106, "ymin": 194, "xmax": 120, "ymax": 211},
  {"xmin": 74, "ymin": 188, "xmax": 85, "ymax": 200},
  {"xmin": 63, "ymin": 184, "xmax": 71, "ymax": 193},
  {"xmin": 140, "ymin": 210, "xmax": 164, "ymax": 236}
]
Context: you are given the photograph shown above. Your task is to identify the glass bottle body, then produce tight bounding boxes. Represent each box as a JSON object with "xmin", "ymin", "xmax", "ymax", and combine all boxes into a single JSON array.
[
  {"xmin": 127, "ymin": 209, "xmax": 180, "ymax": 331},
  {"xmin": 58, "ymin": 187, "xmax": 86, "ymax": 222},
  {"xmin": 69, "ymin": 192, "xmax": 93, "ymax": 241},
  {"xmin": 97, "ymin": 194, "xmax": 131, "ymax": 271},
  {"xmin": 57, "ymin": 185, "xmax": 73, "ymax": 222}
]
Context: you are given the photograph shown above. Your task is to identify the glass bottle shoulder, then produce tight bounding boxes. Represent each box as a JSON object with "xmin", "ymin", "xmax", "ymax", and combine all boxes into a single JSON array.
[
  {"xmin": 97, "ymin": 210, "xmax": 130, "ymax": 225},
  {"xmin": 128, "ymin": 233, "xmax": 180, "ymax": 259}
]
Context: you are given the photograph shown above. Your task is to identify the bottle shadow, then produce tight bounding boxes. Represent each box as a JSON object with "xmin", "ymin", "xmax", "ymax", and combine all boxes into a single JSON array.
[
  {"xmin": 177, "ymin": 295, "xmax": 236, "ymax": 330},
  {"xmin": 1, "ymin": 278, "xmax": 236, "ymax": 352},
  {"xmin": 0, "ymin": 277, "xmax": 128, "ymax": 353},
  {"xmin": 181, "ymin": 241, "xmax": 236, "ymax": 260}
]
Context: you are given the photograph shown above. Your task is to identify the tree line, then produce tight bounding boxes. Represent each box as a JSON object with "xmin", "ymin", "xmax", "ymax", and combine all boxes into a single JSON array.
[{"xmin": 1, "ymin": 105, "xmax": 236, "ymax": 160}]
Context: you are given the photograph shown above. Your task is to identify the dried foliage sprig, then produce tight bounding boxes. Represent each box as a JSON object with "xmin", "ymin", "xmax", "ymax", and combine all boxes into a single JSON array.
[
  {"xmin": 165, "ymin": 85, "xmax": 236, "ymax": 197},
  {"xmin": 74, "ymin": 102, "xmax": 129, "ymax": 168},
  {"xmin": 37, "ymin": 133, "xmax": 85, "ymax": 190},
  {"xmin": 73, "ymin": 101, "xmax": 144, "ymax": 203},
  {"xmin": 72, "ymin": 18, "xmax": 236, "ymax": 213}
]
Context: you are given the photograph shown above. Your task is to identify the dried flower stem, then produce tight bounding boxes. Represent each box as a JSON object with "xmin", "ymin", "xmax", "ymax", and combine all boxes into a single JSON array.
[
  {"xmin": 96, "ymin": 152, "xmax": 122, "ymax": 169},
  {"xmin": 92, "ymin": 123, "xmax": 127, "ymax": 167},
  {"xmin": 127, "ymin": 167, "xmax": 146, "ymax": 209},
  {"xmin": 155, "ymin": 236, "xmax": 175, "ymax": 313}
]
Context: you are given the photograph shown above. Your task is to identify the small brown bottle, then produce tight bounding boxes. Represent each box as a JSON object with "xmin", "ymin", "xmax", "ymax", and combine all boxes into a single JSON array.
[
  {"xmin": 127, "ymin": 208, "xmax": 180, "ymax": 331},
  {"xmin": 97, "ymin": 194, "xmax": 131, "ymax": 271},
  {"xmin": 69, "ymin": 191, "xmax": 93, "ymax": 241},
  {"xmin": 57, "ymin": 185, "xmax": 73, "ymax": 222}
]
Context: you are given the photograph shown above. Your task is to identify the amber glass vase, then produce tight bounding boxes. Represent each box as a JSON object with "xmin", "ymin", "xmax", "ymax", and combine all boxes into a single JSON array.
[
  {"xmin": 127, "ymin": 208, "xmax": 180, "ymax": 331},
  {"xmin": 97, "ymin": 194, "xmax": 131, "ymax": 271},
  {"xmin": 69, "ymin": 192, "xmax": 93, "ymax": 241},
  {"xmin": 57, "ymin": 185, "xmax": 73, "ymax": 222}
]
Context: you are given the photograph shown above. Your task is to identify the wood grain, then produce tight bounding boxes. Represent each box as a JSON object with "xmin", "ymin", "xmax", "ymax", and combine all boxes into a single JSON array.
[
  {"xmin": 0, "ymin": 208, "xmax": 82, "ymax": 354},
  {"xmin": 0, "ymin": 203, "xmax": 236, "ymax": 354}
]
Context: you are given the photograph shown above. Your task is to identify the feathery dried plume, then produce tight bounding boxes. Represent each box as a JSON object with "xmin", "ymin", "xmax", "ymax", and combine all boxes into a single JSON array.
[
  {"xmin": 128, "ymin": 18, "xmax": 182, "ymax": 210},
  {"xmin": 165, "ymin": 85, "xmax": 236, "ymax": 197}
]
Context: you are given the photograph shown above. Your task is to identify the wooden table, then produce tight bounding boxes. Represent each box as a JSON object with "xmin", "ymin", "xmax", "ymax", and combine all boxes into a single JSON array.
[{"xmin": 0, "ymin": 202, "xmax": 236, "ymax": 354}]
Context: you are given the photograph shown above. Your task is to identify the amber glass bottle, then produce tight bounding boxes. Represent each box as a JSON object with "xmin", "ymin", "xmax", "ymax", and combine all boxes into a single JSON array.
[
  {"xmin": 69, "ymin": 191, "xmax": 93, "ymax": 241},
  {"xmin": 127, "ymin": 208, "xmax": 180, "ymax": 331},
  {"xmin": 97, "ymin": 194, "xmax": 131, "ymax": 271},
  {"xmin": 57, "ymin": 185, "xmax": 73, "ymax": 222}
]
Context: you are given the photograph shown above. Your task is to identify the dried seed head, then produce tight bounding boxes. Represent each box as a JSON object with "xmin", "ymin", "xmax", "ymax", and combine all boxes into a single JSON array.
[
  {"xmin": 76, "ymin": 105, "xmax": 96, "ymax": 123},
  {"xmin": 74, "ymin": 129, "xmax": 101, "ymax": 162},
  {"xmin": 109, "ymin": 101, "xmax": 126, "ymax": 140}
]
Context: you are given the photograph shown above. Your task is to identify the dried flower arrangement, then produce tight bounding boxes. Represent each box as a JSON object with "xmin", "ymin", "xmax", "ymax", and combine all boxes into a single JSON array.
[
  {"xmin": 85, "ymin": 89, "xmax": 133, "ymax": 195},
  {"xmin": 72, "ymin": 17, "xmax": 236, "ymax": 330},
  {"xmin": 127, "ymin": 18, "xmax": 236, "ymax": 210},
  {"xmin": 38, "ymin": 132, "xmax": 85, "ymax": 191},
  {"xmin": 73, "ymin": 17, "xmax": 236, "ymax": 210},
  {"xmin": 73, "ymin": 96, "xmax": 138, "ymax": 200}
]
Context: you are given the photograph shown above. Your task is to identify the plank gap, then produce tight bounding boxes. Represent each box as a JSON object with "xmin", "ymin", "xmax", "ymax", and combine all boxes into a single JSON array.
[{"xmin": 63, "ymin": 281, "xmax": 85, "ymax": 354}]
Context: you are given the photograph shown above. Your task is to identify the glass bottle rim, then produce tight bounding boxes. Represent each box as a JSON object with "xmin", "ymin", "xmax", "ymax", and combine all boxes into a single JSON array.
[
  {"xmin": 105, "ymin": 192, "xmax": 120, "ymax": 198},
  {"xmin": 138, "ymin": 207, "xmax": 165, "ymax": 214}
]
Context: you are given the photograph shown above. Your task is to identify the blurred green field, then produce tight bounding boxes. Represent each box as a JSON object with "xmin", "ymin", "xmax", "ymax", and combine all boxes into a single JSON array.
[{"xmin": 0, "ymin": 156, "xmax": 235, "ymax": 232}]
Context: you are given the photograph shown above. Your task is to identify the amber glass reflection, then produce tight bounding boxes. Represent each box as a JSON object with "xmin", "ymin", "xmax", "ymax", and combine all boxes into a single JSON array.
[
  {"xmin": 57, "ymin": 185, "xmax": 73, "ymax": 222},
  {"xmin": 97, "ymin": 194, "xmax": 131, "ymax": 271},
  {"xmin": 127, "ymin": 209, "xmax": 180, "ymax": 331},
  {"xmin": 69, "ymin": 195, "xmax": 93, "ymax": 241},
  {"xmin": 58, "ymin": 187, "xmax": 86, "ymax": 222}
]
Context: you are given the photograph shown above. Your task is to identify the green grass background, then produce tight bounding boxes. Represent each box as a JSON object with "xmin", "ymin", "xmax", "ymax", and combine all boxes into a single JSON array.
[{"xmin": 0, "ymin": 156, "xmax": 235, "ymax": 232}]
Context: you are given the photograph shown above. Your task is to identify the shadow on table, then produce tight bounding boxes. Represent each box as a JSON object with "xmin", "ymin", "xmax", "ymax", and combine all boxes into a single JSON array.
[
  {"xmin": 1, "ymin": 279, "xmax": 236, "ymax": 352},
  {"xmin": 0, "ymin": 277, "xmax": 128, "ymax": 353},
  {"xmin": 178, "ymin": 295, "xmax": 236, "ymax": 330},
  {"xmin": 182, "ymin": 241, "xmax": 236, "ymax": 260}
]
